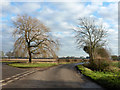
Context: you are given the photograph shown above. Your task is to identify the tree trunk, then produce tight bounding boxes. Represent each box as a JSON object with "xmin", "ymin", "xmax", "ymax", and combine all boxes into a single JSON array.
[
  {"xmin": 28, "ymin": 44, "xmax": 32, "ymax": 63},
  {"xmin": 28, "ymin": 43, "xmax": 32, "ymax": 63},
  {"xmin": 29, "ymin": 51, "xmax": 32, "ymax": 63},
  {"xmin": 89, "ymin": 50, "xmax": 94, "ymax": 64},
  {"xmin": 90, "ymin": 54, "xmax": 93, "ymax": 63}
]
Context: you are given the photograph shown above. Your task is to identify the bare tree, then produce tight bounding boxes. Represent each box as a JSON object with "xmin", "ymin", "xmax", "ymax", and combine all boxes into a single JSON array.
[
  {"xmin": 12, "ymin": 15, "xmax": 59, "ymax": 63},
  {"xmin": 74, "ymin": 17, "xmax": 107, "ymax": 63}
]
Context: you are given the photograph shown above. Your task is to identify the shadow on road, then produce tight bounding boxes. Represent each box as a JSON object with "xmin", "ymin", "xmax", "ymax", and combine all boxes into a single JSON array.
[{"xmin": 3, "ymin": 79, "xmax": 104, "ymax": 89}]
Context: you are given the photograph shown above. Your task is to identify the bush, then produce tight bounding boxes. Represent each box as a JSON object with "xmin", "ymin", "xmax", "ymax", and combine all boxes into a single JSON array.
[
  {"xmin": 87, "ymin": 59, "xmax": 111, "ymax": 71},
  {"xmin": 106, "ymin": 66, "xmax": 118, "ymax": 72},
  {"xmin": 118, "ymin": 62, "xmax": 120, "ymax": 68},
  {"xmin": 112, "ymin": 61, "xmax": 120, "ymax": 68}
]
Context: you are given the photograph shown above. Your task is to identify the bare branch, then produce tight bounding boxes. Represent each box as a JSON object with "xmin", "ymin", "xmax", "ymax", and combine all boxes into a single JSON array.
[
  {"xmin": 74, "ymin": 17, "xmax": 107, "ymax": 61},
  {"xmin": 12, "ymin": 14, "xmax": 59, "ymax": 62}
]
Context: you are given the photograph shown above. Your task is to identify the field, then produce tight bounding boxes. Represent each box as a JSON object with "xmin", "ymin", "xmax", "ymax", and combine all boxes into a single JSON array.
[
  {"xmin": 0, "ymin": 58, "xmax": 56, "ymax": 62},
  {"xmin": 1, "ymin": 59, "xmax": 80, "ymax": 68}
]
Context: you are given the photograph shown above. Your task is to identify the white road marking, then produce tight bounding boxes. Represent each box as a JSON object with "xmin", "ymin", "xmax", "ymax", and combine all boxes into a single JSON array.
[
  {"xmin": 1, "ymin": 69, "xmax": 38, "ymax": 86},
  {"xmin": 0, "ymin": 80, "xmax": 4, "ymax": 83},
  {"xmin": 0, "ymin": 70, "xmax": 32, "ymax": 83}
]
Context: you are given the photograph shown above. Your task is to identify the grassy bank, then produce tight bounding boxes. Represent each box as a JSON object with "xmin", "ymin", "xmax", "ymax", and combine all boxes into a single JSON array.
[
  {"xmin": 77, "ymin": 65, "xmax": 120, "ymax": 88},
  {"xmin": 9, "ymin": 62, "xmax": 58, "ymax": 68}
]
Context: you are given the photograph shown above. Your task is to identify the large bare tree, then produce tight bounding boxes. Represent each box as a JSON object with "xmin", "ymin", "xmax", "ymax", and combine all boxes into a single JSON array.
[
  {"xmin": 74, "ymin": 17, "xmax": 107, "ymax": 63},
  {"xmin": 13, "ymin": 15, "xmax": 59, "ymax": 63}
]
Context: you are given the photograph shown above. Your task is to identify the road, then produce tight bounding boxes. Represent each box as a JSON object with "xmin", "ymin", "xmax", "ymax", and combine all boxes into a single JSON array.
[
  {"xmin": 1, "ymin": 62, "xmax": 27, "ymax": 80},
  {"xmin": 2, "ymin": 64, "xmax": 104, "ymax": 89}
]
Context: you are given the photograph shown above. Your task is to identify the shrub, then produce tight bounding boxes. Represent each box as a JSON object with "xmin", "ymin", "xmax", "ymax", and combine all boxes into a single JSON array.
[
  {"xmin": 106, "ymin": 66, "xmax": 120, "ymax": 73},
  {"xmin": 118, "ymin": 62, "xmax": 120, "ymax": 68},
  {"xmin": 112, "ymin": 61, "xmax": 120, "ymax": 68},
  {"xmin": 87, "ymin": 59, "xmax": 111, "ymax": 71}
]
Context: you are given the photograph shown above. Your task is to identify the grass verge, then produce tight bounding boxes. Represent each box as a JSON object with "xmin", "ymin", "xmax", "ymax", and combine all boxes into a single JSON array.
[
  {"xmin": 77, "ymin": 65, "xmax": 120, "ymax": 88},
  {"xmin": 9, "ymin": 63, "xmax": 58, "ymax": 68}
]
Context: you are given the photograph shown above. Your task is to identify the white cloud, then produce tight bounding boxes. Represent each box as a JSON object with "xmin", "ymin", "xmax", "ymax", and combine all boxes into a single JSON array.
[
  {"xmin": 2, "ymin": 2, "xmax": 41, "ymax": 17},
  {"xmin": 1, "ymin": 23, "xmax": 14, "ymax": 53},
  {"xmin": 45, "ymin": 0, "xmax": 119, "ymax": 2},
  {"xmin": 22, "ymin": 3, "xmax": 41, "ymax": 12},
  {"xmin": 1, "ymin": 2, "xmax": 118, "ymax": 56},
  {"xmin": 98, "ymin": 3, "xmax": 118, "ymax": 23}
]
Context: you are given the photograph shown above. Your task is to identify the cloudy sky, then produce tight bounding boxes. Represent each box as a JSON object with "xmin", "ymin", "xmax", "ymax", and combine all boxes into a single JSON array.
[{"xmin": 0, "ymin": 0, "xmax": 118, "ymax": 57}]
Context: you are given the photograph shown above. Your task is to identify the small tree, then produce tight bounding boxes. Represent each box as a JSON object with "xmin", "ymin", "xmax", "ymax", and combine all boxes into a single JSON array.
[
  {"xmin": 13, "ymin": 15, "xmax": 59, "ymax": 63},
  {"xmin": 0, "ymin": 51, "xmax": 4, "ymax": 57},
  {"xmin": 74, "ymin": 17, "xmax": 107, "ymax": 63},
  {"xmin": 6, "ymin": 51, "xmax": 14, "ymax": 58},
  {"xmin": 84, "ymin": 46, "xmax": 110, "ymax": 59},
  {"xmin": 96, "ymin": 47, "xmax": 110, "ymax": 59}
]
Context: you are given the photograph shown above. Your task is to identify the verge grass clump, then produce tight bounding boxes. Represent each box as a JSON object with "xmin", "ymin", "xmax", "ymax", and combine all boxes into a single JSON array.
[{"xmin": 77, "ymin": 65, "xmax": 120, "ymax": 88}]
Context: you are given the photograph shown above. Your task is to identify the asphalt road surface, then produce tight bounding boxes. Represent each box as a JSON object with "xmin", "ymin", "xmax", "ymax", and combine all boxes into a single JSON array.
[
  {"xmin": 2, "ymin": 64, "xmax": 104, "ymax": 89},
  {"xmin": 2, "ymin": 62, "xmax": 27, "ymax": 80}
]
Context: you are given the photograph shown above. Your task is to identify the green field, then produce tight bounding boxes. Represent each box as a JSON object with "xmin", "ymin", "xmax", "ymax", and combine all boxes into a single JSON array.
[
  {"xmin": 9, "ymin": 63, "xmax": 58, "ymax": 68},
  {"xmin": 77, "ymin": 64, "xmax": 120, "ymax": 88}
]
